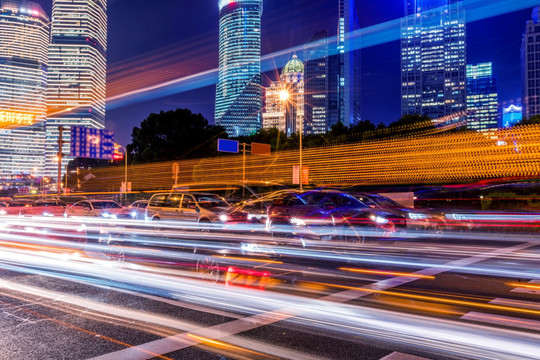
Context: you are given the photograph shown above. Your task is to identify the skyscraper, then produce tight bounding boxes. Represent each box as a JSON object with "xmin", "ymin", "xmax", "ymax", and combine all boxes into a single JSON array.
[
  {"xmin": 0, "ymin": 0, "xmax": 49, "ymax": 176},
  {"xmin": 215, "ymin": 0, "xmax": 263, "ymax": 137},
  {"xmin": 466, "ymin": 63, "xmax": 499, "ymax": 132},
  {"xmin": 521, "ymin": 7, "xmax": 540, "ymax": 120},
  {"xmin": 262, "ymin": 55, "xmax": 304, "ymax": 137},
  {"xmin": 401, "ymin": 0, "xmax": 466, "ymax": 122},
  {"xmin": 46, "ymin": 0, "xmax": 107, "ymax": 175},
  {"xmin": 304, "ymin": 30, "xmax": 329, "ymax": 135},
  {"xmin": 328, "ymin": 0, "xmax": 361, "ymax": 130}
]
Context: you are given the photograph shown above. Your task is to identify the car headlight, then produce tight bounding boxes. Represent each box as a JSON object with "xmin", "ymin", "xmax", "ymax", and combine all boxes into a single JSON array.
[
  {"xmin": 130, "ymin": 211, "xmax": 137, "ymax": 218},
  {"xmin": 0, "ymin": 210, "xmax": 6, "ymax": 216},
  {"xmin": 408, "ymin": 212, "xmax": 428, "ymax": 220},
  {"xmin": 370, "ymin": 215, "xmax": 389, "ymax": 224},
  {"xmin": 42, "ymin": 211, "xmax": 54, "ymax": 217},
  {"xmin": 219, "ymin": 214, "xmax": 229, "ymax": 222},
  {"xmin": 446, "ymin": 214, "xmax": 468, "ymax": 221},
  {"xmin": 290, "ymin": 217, "xmax": 306, "ymax": 226}
]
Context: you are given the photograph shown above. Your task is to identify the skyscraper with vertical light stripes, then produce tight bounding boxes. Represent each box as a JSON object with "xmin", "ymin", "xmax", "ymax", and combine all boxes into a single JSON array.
[
  {"xmin": 0, "ymin": 0, "xmax": 49, "ymax": 176},
  {"xmin": 401, "ymin": 0, "xmax": 466, "ymax": 123},
  {"xmin": 46, "ymin": 0, "xmax": 107, "ymax": 176},
  {"xmin": 215, "ymin": 0, "xmax": 263, "ymax": 137}
]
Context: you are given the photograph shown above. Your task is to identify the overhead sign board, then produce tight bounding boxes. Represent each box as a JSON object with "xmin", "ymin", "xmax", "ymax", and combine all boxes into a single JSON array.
[
  {"xmin": 70, "ymin": 126, "xmax": 114, "ymax": 160},
  {"xmin": 0, "ymin": 111, "xmax": 35, "ymax": 128},
  {"xmin": 251, "ymin": 142, "xmax": 271, "ymax": 156},
  {"xmin": 217, "ymin": 139, "xmax": 239, "ymax": 153}
]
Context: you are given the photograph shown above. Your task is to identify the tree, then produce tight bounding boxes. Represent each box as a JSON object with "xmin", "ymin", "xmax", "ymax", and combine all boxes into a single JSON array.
[
  {"xmin": 519, "ymin": 115, "xmax": 540, "ymax": 126},
  {"xmin": 127, "ymin": 108, "xmax": 227, "ymax": 163}
]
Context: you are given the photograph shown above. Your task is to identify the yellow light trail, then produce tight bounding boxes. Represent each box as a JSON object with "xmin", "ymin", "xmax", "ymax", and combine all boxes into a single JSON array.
[
  {"xmin": 339, "ymin": 267, "xmax": 435, "ymax": 279},
  {"xmin": 186, "ymin": 334, "xmax": 280, "ymax": 359}
]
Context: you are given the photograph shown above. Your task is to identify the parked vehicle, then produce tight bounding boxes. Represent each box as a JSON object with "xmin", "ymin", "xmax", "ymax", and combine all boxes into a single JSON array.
[
  {"xmin": 118, "ymin": 199, "xmax": 148, "ymax": 220},
  {"xmin": 65, "ymin": 200, "xmax": 124, "ymax": 218},
  {"xmin": 300, "ymin": 189, "xmax": 406, "ymax": 242},
  {"xmin": 145, "ymin": 192, "xmax": 248, "ymax": 229},
  {"xmin": 265, "ymin": 191, "xmax": 336, "ymax": 241},
  {"xmin": 19, "ymin": 198, "xmax": 68, "ymax": 217},
  {"xmin": 174, "ymin": 181, "xmax": 289, "ymax": 204}
]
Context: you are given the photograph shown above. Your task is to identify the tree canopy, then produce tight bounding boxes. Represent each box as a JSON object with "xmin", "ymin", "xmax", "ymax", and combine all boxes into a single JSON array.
[
  {"xmin": 520, "ymin": 115, "xmax": 540, "ymax": 126},
  {"xmin": 127, "ymin": 108, "xmax": 227, "ymax": 163}
]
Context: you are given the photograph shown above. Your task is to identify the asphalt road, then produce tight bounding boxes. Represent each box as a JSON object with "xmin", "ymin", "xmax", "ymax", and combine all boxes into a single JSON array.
[{"xmin": 0, "ymin": 220, "xmax": 539, "ymax": 360}]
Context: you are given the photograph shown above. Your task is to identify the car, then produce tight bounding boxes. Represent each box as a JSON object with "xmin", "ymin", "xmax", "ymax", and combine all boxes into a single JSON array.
[
  {"xmin": 65, "ymin": 199, "xmax": 124, "ymax": 218},
  {"xmin": 117, "ymin": 199, "xmax": 148, "ymax": 220},
  {"xmin": 145, "ymin": 192, "xmax": 248, "ymax": 229},
  {"xmin": 19, "ymin": 198, "xmax": 68, "ymax": 217},
  {"xmin": 265, "ymin": 191, "xmax": 336, "ymax": 241},
  {"xmin": 300, "ymin": 189, "xmax": 406, "ymax": 242}
]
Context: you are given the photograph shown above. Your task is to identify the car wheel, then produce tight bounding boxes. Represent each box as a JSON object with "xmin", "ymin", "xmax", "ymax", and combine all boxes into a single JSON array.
[
  {"xmin": 339, "ymin": 224, "xmax": 366, "ymax": 243},
  {"xmin": 196, "ymin": 256, "xmax": 220, "ymax": 284},
  {"xmin": 152, "ymin": 217, "xmax": 162, "ymax": 231},
  {"xmin": 199, "ymin": 219, "xmax": 211, "ymax": 234},
  {"xmin": 106, "ymin": 242, "xmax": 125, "ymax": 265}
]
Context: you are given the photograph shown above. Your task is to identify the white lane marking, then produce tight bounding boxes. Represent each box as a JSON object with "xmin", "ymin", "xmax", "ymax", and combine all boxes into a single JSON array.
[
  {"xmin": 490, "ymin": 298, "xmax": 540, "ymax": 311},
  {"xmin": 380, "ymin": 352, "xmax": 431, "ymax": 360},
  {"xmin": 90, "ymin": 241, "xmax": 536, "ymax": 360},
  {"xmin": 511, "ymin": 280, "xmax": 540, "ymax": 295},
  {"xmin": 461, "ymin": 311, "xmax": 540, "ymax": 332}
]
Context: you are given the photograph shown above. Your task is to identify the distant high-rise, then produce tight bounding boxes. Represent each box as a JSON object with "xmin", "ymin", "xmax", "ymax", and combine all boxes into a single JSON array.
[
  {"xmin": 215, "ymin": 0, "xmax": 263, "ymax": 137},
  {"xmin": 466, "ymin": 63, "xmax": 499, "ymax": 132},
  {"xmin": 46, "ymin": 0, "xmax": 107, "ymax": 175},
  {"xmin": 262, "ymin": 55, "xmax": 304, "ymax": 137},
  {"xmin": 0, "ymin": 0, "xmax": 49, "ymax": 176},
  {"xmin": 401, "ymin": 0, "xmax": 466, "ymax": 122},
  {"xmin": 304, "ymin": 30, "xmax": 329, "ymax": 135},
  {"xmin": 328, "ymin": 0, "xmax": 361, "ymax": 130},
  {"xmin": 521, "ymin": 7, "xmax": 540, "ymax": 120}
]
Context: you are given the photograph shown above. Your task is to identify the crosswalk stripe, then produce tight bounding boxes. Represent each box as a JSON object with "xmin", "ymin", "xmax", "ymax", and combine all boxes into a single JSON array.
[
  {"xmin": 461, "ymin": 311, "xmax": 540, "ymax": 332},
  {"xmin": 490, "ymin": 298, "xmax": 540, "ymax": 310},
  {"xmin": 380, "ymin": 352, "xmax": 431, "ymax": 360}
]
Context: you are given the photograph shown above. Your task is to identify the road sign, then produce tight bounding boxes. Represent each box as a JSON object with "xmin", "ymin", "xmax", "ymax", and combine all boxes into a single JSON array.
[
  {"xmin": 217, "ymin": 139, "xmax": 239, "ymax": 153},
  {"xmin": 70, "ymin": 126, "xmax": 114, "ymax": 160},
  {"xmin": 251, "ymin": 142, "xmax": 271, "ymax": 156},
  {"xmin": 121, "ymin": 181, "xmax": 131, "ymax": 193},
  {"xmin": 293, "ymin": 166, "xmax": 309, "ymax": 185}
]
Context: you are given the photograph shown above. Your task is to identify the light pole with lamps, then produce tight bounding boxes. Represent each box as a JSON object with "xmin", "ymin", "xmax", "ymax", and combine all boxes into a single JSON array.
[
  {"xmin": 115, "ymin": 143, "xmax": 128, "ymax": 204},
  {"xmin": 279, "ymin": 89, "xmax": 303, "ymax": 191}
]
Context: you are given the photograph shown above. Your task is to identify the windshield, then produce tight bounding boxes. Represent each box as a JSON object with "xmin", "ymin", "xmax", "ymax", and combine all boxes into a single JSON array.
[
  {"xmin": 92, "ymin": 201, "xmax": 122, "ymax": 209},
  {"xmin": 369, "ymin": 195, "xmax": 403, "ymax": 208},
  {"xmin": 194, "ymin": 195, "xmax": 229, "ymax": 208}
]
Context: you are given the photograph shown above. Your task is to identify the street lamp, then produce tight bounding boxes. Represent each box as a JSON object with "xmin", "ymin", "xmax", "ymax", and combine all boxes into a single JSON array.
[
  {"xmin": 115, "ymin": 143, "xmax": 128, "ymax": 204},
  {"xmin": 280, "ymin": 88, "xmax": 303, "ymax": 191}
]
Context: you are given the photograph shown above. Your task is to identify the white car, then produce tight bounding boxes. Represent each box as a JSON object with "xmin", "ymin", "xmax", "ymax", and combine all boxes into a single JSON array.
[{"xmin": 66, "ymin": 200, "xmax": 124, "ymax": 218}]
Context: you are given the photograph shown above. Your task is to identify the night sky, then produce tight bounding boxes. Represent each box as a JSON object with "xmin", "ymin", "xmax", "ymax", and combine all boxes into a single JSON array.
[{"xmin": 32, "ymin": 0, "xmax": 534, "ymax": 145}]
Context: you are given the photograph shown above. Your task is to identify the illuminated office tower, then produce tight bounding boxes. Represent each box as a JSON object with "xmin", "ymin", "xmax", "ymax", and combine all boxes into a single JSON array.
[
  {"xmin": 0, "ymin": 1, "xmax": 49, "ymax": 176},
  {"xmin": 215, "ymin": 0, "xmax": 263, "ymax": 137},
  {"xmin": 262, "ymin": 55, "xmax": 304, "ymax": 137},
  {"xmin": 304, "ymin": 30, "xmax": 329, "ymax": 135},
  {"xmin": 466, "ymin": 63, "xmax": 498, "ymax": 132},
  {"xmin": 401, "ymin": 0, "xmax": 466, "ymax": 122},
  {"xmin": 328, "ymin": 0, "xmax": 361, "ymax": 130},
  {"xmin": 46, "ymin": 0, "xmax": 107, "ymax": 175},
  {"xmin": 521, "ymin": 7, "xmax": 540, "ymax": 120}
]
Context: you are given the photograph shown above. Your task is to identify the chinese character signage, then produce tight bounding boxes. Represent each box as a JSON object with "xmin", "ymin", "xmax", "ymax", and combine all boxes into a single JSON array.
[
  {"xmin": 70, "ymin": 126, "xmax": 114, "ymax": 160},
  {"xmin": 0, "ymin": 111, "xmax": 35, "ymax": 128}
]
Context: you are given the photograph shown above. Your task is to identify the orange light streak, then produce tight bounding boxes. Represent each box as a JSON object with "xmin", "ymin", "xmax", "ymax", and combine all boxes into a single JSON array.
[
  {"xmin": 186, "ymin": 334, "xmax": 279, "ymax": 359},
  {"xmin": 507, "ymin": 283, "xmax": 540, "ymax": 291},
  {"xmin": 339, "ymin": 267, "xmax": 435, "ymax": 279},
  {"xmin": 217, "ymin": 255, "xmax": 282, "ymax": 264}
]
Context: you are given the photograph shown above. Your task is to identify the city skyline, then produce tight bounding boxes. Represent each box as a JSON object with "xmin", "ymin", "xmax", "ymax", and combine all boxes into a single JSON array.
[{"xmin": 9, "ymin": 0, "xmax": 537, "ymax": 147}]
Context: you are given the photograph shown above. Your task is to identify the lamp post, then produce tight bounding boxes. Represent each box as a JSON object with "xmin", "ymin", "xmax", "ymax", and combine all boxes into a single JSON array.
[
  {"xmin": 279, "ymin": 89, "xmax": 303, "ymax": 191},
  {"xmin": 115, "ymin": 143, "xmax": 128, "ymax": 204}
]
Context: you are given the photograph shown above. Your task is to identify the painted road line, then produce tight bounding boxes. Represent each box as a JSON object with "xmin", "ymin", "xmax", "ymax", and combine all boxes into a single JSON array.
[
  {"xmin": 461, "ymin": 311, "xmax": 540, "ymax": 332},
  {"xmin": 380, "ymin": 352, "xmax": 431, "ymax": 360},
  {"xmin": 511, "ymin": 280, "xmax": 540, "ymax": 295},
  {"xmin": 490, "ymin": 298, "xmax": 540, "ymax": 311},
  {"xmin": 90, "ymin": 242, "xmax": 537, "ymax": 360}
]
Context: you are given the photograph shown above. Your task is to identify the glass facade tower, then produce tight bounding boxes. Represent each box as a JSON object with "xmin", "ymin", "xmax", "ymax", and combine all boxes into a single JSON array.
[
  {"xmin": 215, "ymin": 0, "xmax": 263, "ymax": 137},
  {"xmin": 304, "ymin": 30, "xmax": 329, "ymax": 135},
  {"xmin": 466, "ymin": 63, "xmax": 499, "ymax": 132},
  {"xmin": 0, "ymin": 0, "xmax": 49, "ymax": 176},
  {"xmin": 521, "ymin": 7, "xmax": 540, "ymax": 120},
  {"xmin": 46, "ymin": 0, "xmax": 107, "ymax": 176},
  {"xmin": 402, "ymin": 0, "xmax": 466, "ymax": 122}
]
